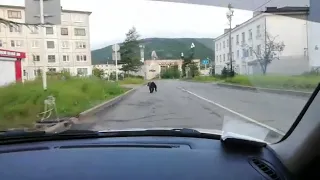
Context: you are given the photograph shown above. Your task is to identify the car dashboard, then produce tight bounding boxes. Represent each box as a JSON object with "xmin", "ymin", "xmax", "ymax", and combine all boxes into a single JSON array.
[{"xmin": 0, "ymin": 136, "xmax": 292, "ymax": 180}]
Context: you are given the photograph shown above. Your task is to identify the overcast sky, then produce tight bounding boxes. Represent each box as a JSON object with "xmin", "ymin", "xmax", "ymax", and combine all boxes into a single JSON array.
[{"xmin": 1, "ymin": 0, "xmax": 257, "ymax": 49}]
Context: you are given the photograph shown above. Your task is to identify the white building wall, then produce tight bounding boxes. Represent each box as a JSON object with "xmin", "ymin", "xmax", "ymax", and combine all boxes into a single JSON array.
[
  {"xmin": 0, "ymin": 5, "xmax": 92, "ymax": 80},
  {"xmin": 265, "ymin": 14, "xmax": 309, "ymax": 75},
  {"xmin": 215, "ymin": 14, "xmax": 266, "ymax": 75},
  {"xmin": 214, "ymin": 12, "xmax": 309, "ymax": 75}
]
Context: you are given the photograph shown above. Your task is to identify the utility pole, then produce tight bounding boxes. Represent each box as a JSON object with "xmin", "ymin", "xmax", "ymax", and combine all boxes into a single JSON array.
[
  {"xmin": 112, "ymin": 44, "xmax": 120, "ymax": 81},
  {"xmin": 226, "ymin": 3, "xmax": 234, "ymax": 76},
  {"xmin": 25, "ymin": 0, "xmax": 61, "ymax": 90},
  {"xmin": 39, "ymin": 0, "xmax": 47, "ymax": 90}
]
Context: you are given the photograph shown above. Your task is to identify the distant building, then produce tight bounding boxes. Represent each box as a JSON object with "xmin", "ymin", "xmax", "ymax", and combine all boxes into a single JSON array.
[
  {"xmin": 0, "ymin": 5, "xmax": 92, "ymax": 80},
  {"xmin": 214, "ymin": 6, "xmax": 310, "ymax": 75}
]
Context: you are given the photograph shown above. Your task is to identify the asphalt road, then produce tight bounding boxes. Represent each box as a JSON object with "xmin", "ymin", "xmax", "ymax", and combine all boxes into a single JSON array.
[{"xmin": 73, "ymin": 80, "xmax": 309, "ymax": 142}]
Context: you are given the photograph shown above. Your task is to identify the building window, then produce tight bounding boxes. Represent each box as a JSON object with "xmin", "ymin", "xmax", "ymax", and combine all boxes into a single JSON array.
[
  {"xmin": 61, "ymin": 28, "xmax": 68, "ymax": 35},
  {"xmin": 76, "ymin": 55, "xmax": 87, "ymax": 62},
  {"xmin": 30, "ymin": 26, "xmax": 39, "ymax": 34},
  {"xmin": 226, "ymin": 39, "xmax": 229, "ymax": 47},
  {"xmin": 47, "ymin": 41, "xmax": 55, "ymax": 49},
  {"xmin": 46, "ymin": 27, "xmax": 54, "ymax": 35},
  {"xmin": 76, "ymin": 42, "xmax": 86, "ymax": 49},
  {"xmin": 236, "ymin": 35, "xmax": 239, "ymax": 45},
  {"xmin": 74, "ymin": 28, "xmax": 86, "ymax": 36},
  {"xmin": 249, "ymin": 29, "xmax": 252, "ymax": 40},
  {"xmin": 34, "ymin": 69, "xmax": 42, "ymax": 76},
  {"xmin": 223, "ymin": 54, "xmax": 225, "ymax": 61},
  {"xmin": 0, "ymin": 40, "xmax": 2, "ymax": 47},
  {"xmin": 33, "ymin": 55, "xmax": 40, "ymax": 61},
  {"xmin": 9, "ymin": 25, "xmax": 21, "ymax": 33},
  {"xmin": 61, "ymin": 41, "xmax": 69, "ymax": 48},
  {"xmin": 7, "ymin": 10, "xmax": 21, "ymax": 19},
  {"xmin": 241, "ymin": 32, "xmax": 245, "ymax": 44},
  {"xmin": 48, "ymin": 68, "xmax": 56, "ymax": 72},
  {"xmin": 223, "ymin": 41, "xmax": 225, "ymax": 48},
  {"xmin": 231, "ymin": 37, "xmax": 234, "ymax": 46},
  {"xmin": 11, "ymin": 40, "xmax": 23, "ymax": 47},
  {"xmin": 73, "ymin": 14, "xmax": 84, "ymax": 22},
  {"xmin": 237, "ymin": 50, "xmax": 239, "ymax": 58},
  {"xmin": 77, "ymin": 68, "xmax": 88, "ymax": 75},
  {"xmin": 48, "ymin": 55, "xmax": 56, "ymax": 63},
  {"xmin": 62, "ymin": 55, "xmax": 70, "ymax": 62},
  {"xmin": 219, "ymin": 43, "xmax": 221, "ymax": 50},
  {"xmin": 242, "ymin": 49, "xmax": 249, "ymax": 58},
  {"xmin": 249, "ymin": 47, "xmax": 253, "ymax": 56},
  {"xmin": 257, "ymin": 45, "xmax": 261, "ymax": 55},
  {"xmin": 257, "ymin": 25, "xmax": 261, "ymax": 38},
  {"xmin": 219, "ymin": 55, "xmax": 221, "ymax": 62},
  {"xmin": 62, "ymin": 68, "xmax": 70, "ymax": 72},
  {"xmin": 31, "ymin": 40, "xmax": 39, "ymax": 48}
]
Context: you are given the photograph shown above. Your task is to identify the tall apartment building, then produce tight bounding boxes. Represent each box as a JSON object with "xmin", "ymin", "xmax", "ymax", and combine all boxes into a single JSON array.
[
  {"xmin": 0, "ymin": 5, "xmax": 92, "ymax": 80},
  {"xmin": 214, "ymin": 7, "xmax": 310, "ymax": 75}
]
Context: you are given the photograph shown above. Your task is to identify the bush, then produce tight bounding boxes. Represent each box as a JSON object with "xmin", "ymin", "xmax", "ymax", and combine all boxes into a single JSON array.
[
  {"xmin": 161, "ymin": 65, "xmax": 181, "ymax": 79},
  {"xmin": 0, "ymin": 77, "xmax": 125, "ymax": 130},
  {"xmin": 93, "ymin": 68, "xmax": 105, "ymax": 78}
]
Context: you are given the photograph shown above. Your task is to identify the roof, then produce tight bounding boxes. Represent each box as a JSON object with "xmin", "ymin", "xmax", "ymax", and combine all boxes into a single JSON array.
[
  {"xmin": 214, "ymin": 6, "xmax": 309, "ymax": 41},
  {"xmin": 0, "ymin": 4, "xmax": 92, "ymax": 15}
]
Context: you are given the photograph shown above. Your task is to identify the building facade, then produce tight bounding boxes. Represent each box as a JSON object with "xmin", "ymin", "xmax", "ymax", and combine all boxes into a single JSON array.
[
  {"xmin": 0, "ymin": 5, "xmax": 92, "ymax": 80},
  {"xmin": 214, "ymin": 7, "xmax": 310, "ymax": 75}
]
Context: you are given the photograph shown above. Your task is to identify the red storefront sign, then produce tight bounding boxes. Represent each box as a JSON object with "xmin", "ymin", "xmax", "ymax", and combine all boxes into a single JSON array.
[
  {"xmin": 0, "ymin": 49, "xmax": 26, "ymax": 83},
  {"xmin": 0, "ymin": 49, "xmax": 26, "ymax": 59}
]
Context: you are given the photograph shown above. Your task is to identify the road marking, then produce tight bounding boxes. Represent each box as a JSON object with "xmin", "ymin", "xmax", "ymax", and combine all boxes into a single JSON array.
[{"xmin": 178, "ymin": 87, "xmax": 285, "ymax": 136}]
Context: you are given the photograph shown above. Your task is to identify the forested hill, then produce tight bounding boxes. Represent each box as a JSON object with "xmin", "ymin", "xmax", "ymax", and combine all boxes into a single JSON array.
[{"xmin": 91, "ymin": 38, "xmax": 215, "ymax": 65}]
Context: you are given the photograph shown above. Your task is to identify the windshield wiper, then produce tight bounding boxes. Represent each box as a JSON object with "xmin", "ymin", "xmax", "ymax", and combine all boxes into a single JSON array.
[{"xmin": 99, "ymin": 128, "xmax": 220, "ymax": 139}]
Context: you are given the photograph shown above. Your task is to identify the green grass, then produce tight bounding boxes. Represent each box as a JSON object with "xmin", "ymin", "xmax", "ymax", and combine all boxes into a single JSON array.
[
  {"xmin": 191, "ymin": 76, "xmax": 219, "ymax": 82},
  {"xmin": 0, "ymin": 77, "xmax": 126, "ymax": 130},
  {"xmin": 191, "ymin": 75, "xmax": 320, "ymax": 91},
  {"xmin": 119, "ymin": 77, "xmax": 145, "ymax": 85},
  {"xmin": 224, "ymin": 75, "xmax": 320, "ymax": 91}
]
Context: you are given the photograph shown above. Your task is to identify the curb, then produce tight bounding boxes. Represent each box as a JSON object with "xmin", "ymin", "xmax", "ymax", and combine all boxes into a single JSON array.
[
  {"xmin": 38, "ymin": 86, "xmax": 140, "ymax": 133},
  {"xmin": 78, "ymin": 87, "xmax": 137, "ymax": 120},
  {"xmin": 216, "ymin": 83, "xmax": 312, "ymax": 98}
]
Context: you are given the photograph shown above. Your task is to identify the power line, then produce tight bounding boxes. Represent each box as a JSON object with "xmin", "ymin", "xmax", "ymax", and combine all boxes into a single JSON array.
[{"xmin": 254, "ymin": 0, "xmax": 277, "ymax": 11}]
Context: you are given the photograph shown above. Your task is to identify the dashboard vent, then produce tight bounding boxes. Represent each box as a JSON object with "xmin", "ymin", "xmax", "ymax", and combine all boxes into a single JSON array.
[{"xmin": 249, "ymin": 158, "xmax": 282, "ymax": 180}]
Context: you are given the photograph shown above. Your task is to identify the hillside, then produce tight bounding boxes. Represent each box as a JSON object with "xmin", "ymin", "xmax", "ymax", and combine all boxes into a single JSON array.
[{"xmin": 91, "ymin": 38, "xmax": 214, "ymax": 65}]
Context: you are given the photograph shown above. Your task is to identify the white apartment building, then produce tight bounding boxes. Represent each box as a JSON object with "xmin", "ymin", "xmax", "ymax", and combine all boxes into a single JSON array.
[
  {"xmin": 93, "ymin": 63, "xmax": 124, "ymax": 78},
  {"xmin": 214, "ymin": 7, "xmax": 310, "ymax": 75},
  {"xmin": 0, "ymin": 5, "xmax": 92, "ymax": 80}
]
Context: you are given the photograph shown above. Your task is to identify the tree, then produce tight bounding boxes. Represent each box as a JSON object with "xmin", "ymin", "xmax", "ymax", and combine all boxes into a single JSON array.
[
  {"xmin": 119, "ymin": 27, "xmax": 143, "ymax": 74},
  {"xmin": 246, "ymin": 32, "xmax": 285, "ymax": 75},
  {"xmin": 181, "ymin": 44, "xmax": 195, "ymax": 78},
  {"xmin": 92, "ymin": 68, "xmax": 105, "ymax": 79}
]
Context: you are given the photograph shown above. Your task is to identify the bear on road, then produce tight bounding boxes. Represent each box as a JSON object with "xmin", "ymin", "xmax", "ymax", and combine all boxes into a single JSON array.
[{"xmin": 147, "ymin": 82, "xmax": 157, "ymax": 93}]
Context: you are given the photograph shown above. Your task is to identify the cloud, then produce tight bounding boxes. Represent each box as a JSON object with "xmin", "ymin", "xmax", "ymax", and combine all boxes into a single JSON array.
[{"xmin": 1, "ymin": 0, "xmax": 253, "ymax": 49}]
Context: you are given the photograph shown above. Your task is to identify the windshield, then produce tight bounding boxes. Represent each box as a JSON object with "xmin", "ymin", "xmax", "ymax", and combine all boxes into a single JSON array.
[{"xmin": 0, "ymin": 0, "xmax": 318, "ymax": 144}]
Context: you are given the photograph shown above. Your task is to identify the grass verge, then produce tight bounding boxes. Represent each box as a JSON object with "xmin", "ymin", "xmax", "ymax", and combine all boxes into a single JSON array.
[
  {"xmin": 0, "ymin": 77, "xmax": 126, "ymax": 130},
  {"xmin": 191, "ymin": 75, "xmax": 320, "ymax": 92},
  {"xmin": 119, "ymin": 77, "xmax": 146, "ymax": 85},
  {"xmin": 224, "ymin": 75, "xmax": 319, "ymax": 91}
]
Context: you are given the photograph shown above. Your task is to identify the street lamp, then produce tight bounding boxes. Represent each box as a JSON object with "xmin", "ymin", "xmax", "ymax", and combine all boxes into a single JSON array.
[{"xmin": 226, "ymin": 3, "xmax": 234, "ymax": 76}]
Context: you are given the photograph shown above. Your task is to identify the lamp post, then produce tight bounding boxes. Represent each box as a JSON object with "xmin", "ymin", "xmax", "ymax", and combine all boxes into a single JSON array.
[{"xmin": 226, "ymin": 3, "xmax": 234, "ymax": 76}]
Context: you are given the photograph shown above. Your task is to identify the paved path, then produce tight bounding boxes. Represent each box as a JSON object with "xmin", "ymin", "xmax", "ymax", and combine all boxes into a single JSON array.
[{"xmin": 73, "ymin": 80, "xmax": 309, "ymax": 142}]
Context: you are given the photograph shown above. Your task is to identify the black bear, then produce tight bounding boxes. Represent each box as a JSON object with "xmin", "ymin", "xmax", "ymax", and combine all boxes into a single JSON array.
[{"xmin": 147, "ymin": 82, "xmax": 157, "ymax": 93}]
